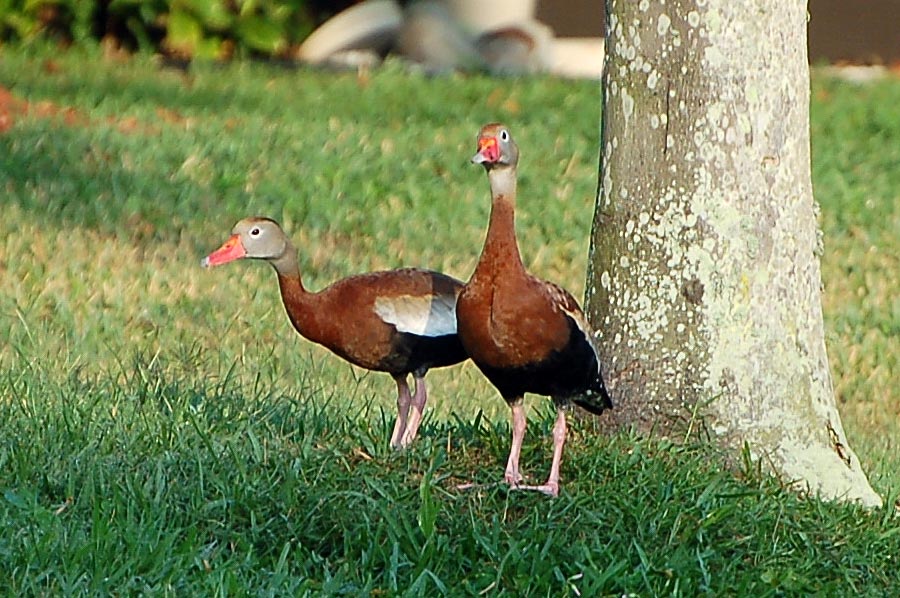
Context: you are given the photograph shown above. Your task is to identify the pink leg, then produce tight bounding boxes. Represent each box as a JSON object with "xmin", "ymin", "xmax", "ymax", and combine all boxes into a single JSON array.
[
  {"xmin": 389, "ymin": 375, "xmax": 412, "ymax": 449},
  {"xmin": 504, "ymin": 400, "xmax": 527, "ymax": 486},
  {"xmin": 400, "ymin": 374, "xmax": 427, "ymax": 447},
  {"xmin": 517, "ymin": 408, "xmax": 566, "ymax": 497},
  {"xmin": 456, "ymin": 398, "xmax": 532, "ymax": 493}
]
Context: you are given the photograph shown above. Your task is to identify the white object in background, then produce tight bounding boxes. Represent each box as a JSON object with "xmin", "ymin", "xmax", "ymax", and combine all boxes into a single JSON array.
[
  {"xmin": 444, "ymin": 0, "xmax": 538, "ymax": 35},
  {"xmin": 550, "ymin": 37, "xmax": 605, "ymax": 79},
  {"xmin": 299, "ymin": 0, "xmax": 404, "ymax": 64}
]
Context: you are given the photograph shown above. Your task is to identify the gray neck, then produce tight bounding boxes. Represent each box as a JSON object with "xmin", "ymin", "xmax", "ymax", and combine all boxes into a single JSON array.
[
  {"xmin": 487, "ymin": 166, "xmax": 517, "ymax": 202},
  {"xmin": 268, "ymin": 240, "xmax": 301, "ymax": 280}
]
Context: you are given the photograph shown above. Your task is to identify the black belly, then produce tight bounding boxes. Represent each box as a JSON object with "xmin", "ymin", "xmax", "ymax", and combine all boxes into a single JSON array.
[
  {"xmin": 473, "ymin": 331, "xmax": 611, "ymax": 414},
  {"xmin": 377, "ymin": 332, "xmax": 468, "ymax": 376}
]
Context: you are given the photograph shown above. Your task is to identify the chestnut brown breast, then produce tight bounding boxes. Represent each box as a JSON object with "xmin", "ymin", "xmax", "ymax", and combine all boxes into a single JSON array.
[{"xmin": 457, "ymin": 270, "xmax": 572, "ymax": 369}]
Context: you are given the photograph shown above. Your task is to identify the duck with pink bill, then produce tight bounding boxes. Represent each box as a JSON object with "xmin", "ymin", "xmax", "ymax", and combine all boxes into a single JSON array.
[{"xmin": 203, "ymin": 217, "xmax": 468, "ymax": 449}]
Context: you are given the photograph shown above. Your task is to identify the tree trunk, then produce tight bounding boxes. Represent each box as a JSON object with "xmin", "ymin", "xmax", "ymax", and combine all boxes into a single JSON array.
[{"xmin": 587, "ymin": 0, "xmax": 882, "ymax": 507}]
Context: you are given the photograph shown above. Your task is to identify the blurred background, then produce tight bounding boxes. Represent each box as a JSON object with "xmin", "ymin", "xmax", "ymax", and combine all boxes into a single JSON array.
[
  {"xmin": 1, "ymin": 0, "xmax": 896, "ymax": 73},
  {"xmin": 541, "ymin": 0, "xmax": 900, "ymax": 64}
]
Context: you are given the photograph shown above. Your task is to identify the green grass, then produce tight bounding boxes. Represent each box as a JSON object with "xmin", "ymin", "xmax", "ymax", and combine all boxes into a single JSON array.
[
  {"xmin": 810, "ymin": 75, "xmax": 900, "ymax": 490},
  {"xmin": 0, "ymin": 45, "xmax": 898, "ymax": 595}
]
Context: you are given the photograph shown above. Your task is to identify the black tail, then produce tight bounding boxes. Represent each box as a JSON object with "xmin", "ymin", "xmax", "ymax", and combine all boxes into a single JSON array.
[{"xmin": 573, "ymin": 371, "xmax": 613, "ymax": 415}]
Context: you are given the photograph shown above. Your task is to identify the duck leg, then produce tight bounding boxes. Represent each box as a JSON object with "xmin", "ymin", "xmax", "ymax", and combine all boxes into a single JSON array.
[
  {"xmin": 504, "ymin": 399, "xmax": 527, "ymax": 486},
  {"xmin": 400, "ymin": 374, "xmax": 428, "ymax": 447},
  {"xmin": 389, "ymin": 374, "xmax": 413, "ymax": 449},
  {"xmin": 455, "ymin": 398, "xmax": 527, "ymax": 492},
  {"xmin": 516, "ymin": 408, "xmax": 566, "ymax": 497}
]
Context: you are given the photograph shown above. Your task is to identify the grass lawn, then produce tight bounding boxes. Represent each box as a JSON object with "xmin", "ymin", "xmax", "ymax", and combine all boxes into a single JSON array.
[{"xmin": 1, "ymin": 46, "xmax": 898, "ymax": 595}]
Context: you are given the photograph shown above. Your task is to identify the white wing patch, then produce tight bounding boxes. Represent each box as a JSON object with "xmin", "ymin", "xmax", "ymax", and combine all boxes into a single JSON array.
[{"xmin": 374, "ymin": 294, "xmax": 458, "ymax": 337}]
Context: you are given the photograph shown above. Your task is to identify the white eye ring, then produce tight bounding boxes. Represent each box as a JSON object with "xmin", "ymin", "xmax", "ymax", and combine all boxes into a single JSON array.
[
  {"xmin": 500, "ymin": 129, "xmax": 509, "ymax": 142},
  {"xmin": 250, "ymin": 227, "xmax": 261, "ymax": 237}
]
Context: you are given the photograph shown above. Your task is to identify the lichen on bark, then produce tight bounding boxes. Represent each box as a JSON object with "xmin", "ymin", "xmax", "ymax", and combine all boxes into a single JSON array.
[{"xmin": 588, "ymin": 0, "xmax": 881, "ymax": 506}]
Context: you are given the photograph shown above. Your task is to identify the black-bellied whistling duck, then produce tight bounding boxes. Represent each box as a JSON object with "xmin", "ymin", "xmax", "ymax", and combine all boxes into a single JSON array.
[
  {"xmin": 202, "ymin": 217, "xmax": 467, "ymax": 448},
  {"xmin": 456, "ymin": 123, "xmax": 613, "ymax": 497}
]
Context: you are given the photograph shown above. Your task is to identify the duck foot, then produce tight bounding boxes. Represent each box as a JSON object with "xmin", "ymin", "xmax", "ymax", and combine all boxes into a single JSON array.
[
  {"xmin": 455, "ymin": 481, "xmax": 506, "ymax": 491},
  {"xmin": 510, "ymin": 482, "xmax": 559, "ymax": 497},
  {"xmin": 456, "ymin": 480, "xmax": 558, "ymax": 497}
]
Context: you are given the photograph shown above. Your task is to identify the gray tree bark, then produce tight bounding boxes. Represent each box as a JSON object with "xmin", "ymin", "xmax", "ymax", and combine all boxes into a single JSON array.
[{"xmin": 587, "ymin": 0, "xmax": 882, "ymax": 507}]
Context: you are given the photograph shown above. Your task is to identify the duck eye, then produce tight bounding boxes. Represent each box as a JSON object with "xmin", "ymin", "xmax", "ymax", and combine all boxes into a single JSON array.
[
  {"xmin": 500, "ymin": 129, "xmax": 509, "ymax": 142},
  {"xmin": 250, "ymin": 227, "xmax": 261, "ymax": 237}
]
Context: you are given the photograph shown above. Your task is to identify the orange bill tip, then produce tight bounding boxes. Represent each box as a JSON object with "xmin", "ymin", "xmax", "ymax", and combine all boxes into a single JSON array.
[
  {"xmin": 201, "ymin": 234, "xmax": 246, "ymax": 268},
  {"xmin": 472, "ymin": 136, "xmax": 500, "ymax": 164},
  {"xmin": 478, "ymin": 137, "xmax": 497, "ymax": 151}
]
